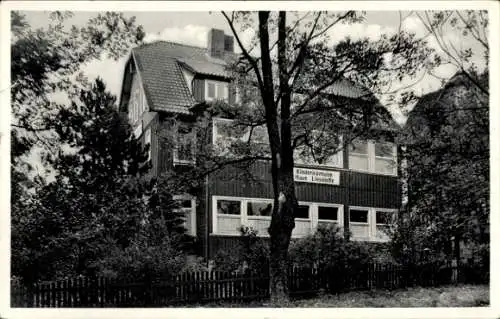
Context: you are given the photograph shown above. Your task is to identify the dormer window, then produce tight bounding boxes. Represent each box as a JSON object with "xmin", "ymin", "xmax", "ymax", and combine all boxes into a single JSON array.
[{"xmin": 206, "ymin": 80, "xmax": 229, "ymax": 102}]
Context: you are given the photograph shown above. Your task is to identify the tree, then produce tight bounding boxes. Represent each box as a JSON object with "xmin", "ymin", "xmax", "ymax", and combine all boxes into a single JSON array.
[
  {"xmin": 398, "ymin": 71, "xmax": 488, "ymax": 263},
  {"xmin": 10, "ymin": 11, "xmax": 144, "ymax": 224},
  {"xmin": 414, "ymin": 10, "xmax": 488, "ymax": 95},
  {"xmin": 215, "ymin": 11, "xmax": 432, "ymax": 302},
  {"xmin": 11, "ymin": 79, "xmax": 192, "ymax": 283},
  {"xmin": 10, "ymin": 11, "xmax": 146, "ymax": 283},
  {"xmin": 12, "ymin": 79, "xmax": 145, "ymax": 282},
  {"xmin": 11, "ymin": 11, "xmax": 144, "ymax": 159},
  {"xmin": 395, "ymin": 10, "xmax": 489, "ymax": 263}
]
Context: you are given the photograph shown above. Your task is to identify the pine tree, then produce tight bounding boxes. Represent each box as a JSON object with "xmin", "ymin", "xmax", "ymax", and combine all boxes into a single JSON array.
[{"xmin": 11, "ymin": 79, "xmax": 194, "ymax": 283}]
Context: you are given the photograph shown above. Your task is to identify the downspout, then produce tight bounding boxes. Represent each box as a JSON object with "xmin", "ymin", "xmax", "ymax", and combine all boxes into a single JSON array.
[
  {"xmin": 205, "ymin": 171, "xmax": 210, "ymax": 265},
  {"xmin": 344, "ymin": 141, "xmax": 351, "ymax": 241}
]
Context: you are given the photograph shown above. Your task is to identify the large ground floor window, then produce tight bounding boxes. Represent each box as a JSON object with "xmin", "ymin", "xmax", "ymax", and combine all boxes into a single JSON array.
[
  {"xmin": 348, "ymin": 206, "xmax": 397, "ymax": 242},
  {"xmin": 212, "ymin": 196, "xmax": 344, "ymax": 238}
]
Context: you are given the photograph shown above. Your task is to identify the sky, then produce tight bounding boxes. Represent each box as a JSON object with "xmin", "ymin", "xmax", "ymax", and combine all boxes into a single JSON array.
[
  {"xmin": 19, "ymin": 9, "xmax": 479, "ymax": 125},
  {"xmin": 14, "ymin": 8, "xmax": 489, "ymax": 130}
]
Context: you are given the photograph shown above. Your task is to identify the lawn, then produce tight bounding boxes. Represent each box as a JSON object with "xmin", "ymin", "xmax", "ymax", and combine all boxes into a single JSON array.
[{"xmin": 193, "ymin": 285, "xmax": 489, "ymax": 307}]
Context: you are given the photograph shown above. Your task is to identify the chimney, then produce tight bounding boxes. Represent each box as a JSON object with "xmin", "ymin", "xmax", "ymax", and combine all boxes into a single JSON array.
[
  {"xmin": 207, "ymin": 29, "xmax": 233, "ymax": 58},
  {"xmin": 224, "ymin": 35, "xmax": 234, "ymax": 53}
]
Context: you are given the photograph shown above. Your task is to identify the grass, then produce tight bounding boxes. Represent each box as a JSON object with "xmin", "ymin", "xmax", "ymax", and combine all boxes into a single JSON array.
[{"xmin": 190, "ymin": 285, "xmax": 489, "ymax": 308}]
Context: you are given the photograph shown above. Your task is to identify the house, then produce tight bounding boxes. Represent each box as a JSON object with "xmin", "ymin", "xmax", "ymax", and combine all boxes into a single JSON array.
[{"xmin": 119, "ymin": 28, "xmax": 401, "ymax": 260}]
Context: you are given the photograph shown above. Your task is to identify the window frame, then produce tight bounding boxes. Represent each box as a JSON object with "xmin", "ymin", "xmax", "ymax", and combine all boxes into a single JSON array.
[
  {"xmin": 294, "ymin": 131, "xmax": 344, "ymax": 169},
  {"xmin": 205, "ymin": 80, "xmax": 229, "ymax": 102},
  {"xmin": 317, "ymin": 204, "xmax": 341, "ymax": 223},
  {"xmin": 348, "ymin": 207, "xmax": 370, "ymax": 225},
  {"xmin": 348, "ymin": 206, "xmax": 398, "ymax": 242},
  {"xmin": 374, "ymin": 142, "xmax": 397, "ymax": 175},
  {"xmin": 212, "ymin": 196, "xmax": 344, "ymax": 237},
  {"xmin": 246, "ymin": 199, "xmax": 274, "ymax": 219},
  {"xmin": 348, "ymin": 140, "xmax": 397, "ymax": 176},
  {"xmin": 212, "ymin": 117, "xmax": 268, "ymax": 156},
  {"xmin": 375, "ymin": 209, "xmax": 395, "ymax": 226},
  {"xmin": 143, "ymin": 128, "xmax": 151, "ymax": 162},
  {"xmin": 216, "ymin": 199, "xmax": 243, "ymax": 216}
]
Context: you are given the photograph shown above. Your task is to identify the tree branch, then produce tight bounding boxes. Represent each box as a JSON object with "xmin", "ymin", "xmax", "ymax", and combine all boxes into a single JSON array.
[
  {"xmin": 455, "ymin": 11, "xmax": 488, "ymax": 50},
  {"xmin": 221, "ymin": 11, "xmax": 265, "ymax": 95}
]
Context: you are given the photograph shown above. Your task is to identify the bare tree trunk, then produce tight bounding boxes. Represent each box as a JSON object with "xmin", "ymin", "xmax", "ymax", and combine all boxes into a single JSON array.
[
  {"xmin": 269, "ymin": 171, "xmax": 296, "ymax": 304},
  {"xmin": 258, "ymin": 11, "xmax": 297, "ymax": 304}
]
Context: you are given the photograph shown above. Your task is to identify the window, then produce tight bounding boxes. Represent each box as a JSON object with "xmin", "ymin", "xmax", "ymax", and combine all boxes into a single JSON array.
[
  {"xmin": 234, "ymin": 86, "xmax": 241, "ymax": 104},
  {"xmin": 349, "ymin": 209, "xmax": 368, "ymax": 223},
  {"xmin": 206, "ymin": 80, "xmax": 229, "ymax": 102},
  {"xmin": 173, "ymin": 195, "xmax": 196, "ymax": 236},
  {"xmin": 294, "ymin": 131, "xmax": 343, "ymax": 168},
  {"xmin": 348, "ymin": 140, "xmax": 397, "ymax": 175},
  {"xmin": 246, "ymin": 200, "xmax": 273, "ymax": 235},
  {"xmin": 217, "ymin": 200, "xmax": 241, "ymax": 215},
  {"xmin": 250, "ymin": 125, "xmax": 269, "ymax": 146},
  {"xmin": 349, "ymin": 207, "xmax": 397, "ymax": 242},
  {"xmin": 348, "ymin": 140, "xmax": 369, "ymax": 171},
  {"xmin": 375, "ymin": 210, "xmax": 395, "ymax": 240},
  {"xmin": 144, "ymin": 128, "xmax": 151, "ymax": 161},
  {"xmin": 212, "ymin": 118, "xmax": 269, "ymax": 156},
  {"xmin": 247, "ymin": 201, "xmax": 273, "ymax": 217},
  {"xmin": 349, "ymin": 207, "xmax": 370, "ymax": 240},
  {"xmin": 295, "ymin": 205, "xmax": 310, "ymax": 219},
  {"xmin": 376, "ymin": 210, "xmax": 393, "ymax": 225},
  {"xmin": 212, "ymin": 196, "xmax": 343, "ymax": 238},
  {"xmin": 174, "ymin": 125, "xmax": 195, "ymax": 165},
  {"xmin": 375, "ymin": 142, "xmax": 397, "ymax": 175},
  {"xmin": 207, "ymin": 82, "xmax": 216, "ymax": 99},
  {"xmin": 318, "ymin": 206, "xmax": 338, "ymax": 221}
]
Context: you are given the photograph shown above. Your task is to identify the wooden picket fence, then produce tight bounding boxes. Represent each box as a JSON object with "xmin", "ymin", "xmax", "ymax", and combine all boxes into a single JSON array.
[
  {"xmin": 12, "ymin": 271, "xmax": 269, "ymax": 307},
  {"xmin": 11, "ymin": 261, "xmax": 488, "ymax": 307}
]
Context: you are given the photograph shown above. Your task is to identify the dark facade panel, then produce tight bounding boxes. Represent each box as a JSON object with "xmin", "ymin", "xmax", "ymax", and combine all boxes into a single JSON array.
[
  {"xmin": 348, "ymin": 190, "xmax": 400, "ymax": 208},
  {"xmin": 143, "ymin": 114, "xmax": 159, "ymax": 176},
  {"xmin": 296, "ymin": 182, "xmax": 347, "ymax": 204},
  {"xmin": 209, "ymin": 161, "xmax": 400, "ymax": 208},
  {"xmin": 209, "ymin": 235, "xmax": 244, "ymax": 258},
  {"xmin": 197, "ymin": 180, "xmax": 208, "ymax": 258},
  {"xmin": 347, "ymin": 171, "xmax": 399, "ymax": 192},
  {"xmin": 192, "ymin": 78, "xmax": 205, "ymax": 102}
]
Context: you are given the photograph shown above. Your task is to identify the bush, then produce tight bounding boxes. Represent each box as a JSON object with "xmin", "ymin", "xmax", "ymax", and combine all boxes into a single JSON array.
[
  {"xmin": 94, "ymin": 235, "xmax": 187, "ymax": 280},
  {"xmin": 288, "ymin": 224, "xmax": 373, "ymax": 269},
  {"xmin": 182, "ymin": 255, "xmax": 209, "ymax": 273},
  {"xmin": 212, "ymin": 226, "xmax": 269, "ymax": 274}
]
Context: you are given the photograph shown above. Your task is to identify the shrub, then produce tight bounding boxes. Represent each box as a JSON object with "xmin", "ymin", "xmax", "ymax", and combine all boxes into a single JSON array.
[
  {"xmin": 182, "ymin": 255, "xmax": 209, "ymax": 273},
  {"xmin": 288, "ymin": 224, "xmax": 373, "ymax": 269},
  {"xmin": 94, "ymin": 235, "xmax": 187, "ymax": 280},
  {"xmin": 212, "ymin": 249, "xmax": 242, "ymax": 273},
  {"xmin": 212, "ymin": 226, "xmax": 269, "ymax": 274}
]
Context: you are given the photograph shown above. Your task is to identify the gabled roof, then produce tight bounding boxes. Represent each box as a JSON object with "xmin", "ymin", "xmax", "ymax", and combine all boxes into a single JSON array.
[
  {"xmin": 323, "ymin": 78, "xmax": 371, "ymax": 99},
  {"xmin": 405, "ymin": 71, "xmax": 483, "ymax": 129},
  {"xmin": 132, "ymin": 43, "xmax": 198, "ymax": 114},
  {"xmin": 128, "ymin": 39, "xmax": 398, "ymax": 127}
]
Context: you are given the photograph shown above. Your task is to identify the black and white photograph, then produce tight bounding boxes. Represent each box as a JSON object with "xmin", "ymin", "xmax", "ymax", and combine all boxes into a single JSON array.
[{"xmin": 0, "ymin": 1, "xmax": 497, "ymax": 316}]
